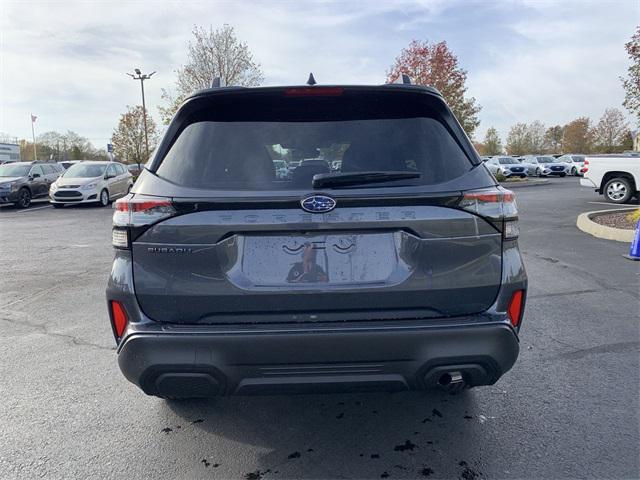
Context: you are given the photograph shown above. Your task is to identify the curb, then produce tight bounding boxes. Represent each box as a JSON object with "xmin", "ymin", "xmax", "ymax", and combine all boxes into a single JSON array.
[
  {"xmin": 500, "ymin": 180, "xmax": 550, "ymax": 188},
  {"xmin": 576, "ymin": 208, "xmax": 637, "ymax": 243}
]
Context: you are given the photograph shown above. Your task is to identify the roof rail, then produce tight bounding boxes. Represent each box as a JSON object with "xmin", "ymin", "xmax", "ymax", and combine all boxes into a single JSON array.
[{"xmin": 211, "ymin": 76, "xmax": 226, "ymax": 88}]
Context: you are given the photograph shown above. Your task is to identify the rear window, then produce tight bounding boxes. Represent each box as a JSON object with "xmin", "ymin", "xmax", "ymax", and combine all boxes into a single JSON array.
[{"xmin": 156, "ymin": 94, "xmax": 473, "ymax": 191}]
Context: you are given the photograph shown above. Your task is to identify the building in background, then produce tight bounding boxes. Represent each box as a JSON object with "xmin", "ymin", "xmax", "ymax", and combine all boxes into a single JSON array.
[{"xmin": 0, "ymin": 143, "xmax": 21, "ymax": 164}]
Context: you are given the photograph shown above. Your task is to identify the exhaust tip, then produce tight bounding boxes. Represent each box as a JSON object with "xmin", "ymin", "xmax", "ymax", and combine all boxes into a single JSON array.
[{"xmin": 438, "ymin": 371, "xmax": 463, "ymax": 387}]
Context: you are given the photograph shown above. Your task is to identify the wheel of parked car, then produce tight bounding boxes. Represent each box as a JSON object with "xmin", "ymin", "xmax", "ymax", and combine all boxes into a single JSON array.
[
  {"xmin": 571, "ymin": 167, "xmax": 577, "ymax": 176},
  {"xmin": 15, "ymin": 188, "xmax": 31, "ymax": 209},
  {"xmin": 99, "ymin": 189, "xmax": 110, "ymax": 207},
  {"xmin": 535, "ymin": 167, "xmax": 541, "ymax": 176},
  {"xmin": 604, "ymin": 177, "xmax": 633, "ymax": 204}
]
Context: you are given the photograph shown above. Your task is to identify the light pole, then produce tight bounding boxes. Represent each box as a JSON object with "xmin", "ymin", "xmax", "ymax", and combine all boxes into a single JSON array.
[{"xmin": 127, "ymin": 69, "xmax": 155, "ymax": 162}]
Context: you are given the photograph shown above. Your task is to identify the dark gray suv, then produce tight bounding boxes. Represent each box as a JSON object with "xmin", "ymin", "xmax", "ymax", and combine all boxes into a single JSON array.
[
  {"xmin": 0, "ymin": 161, "xmax": 64, "ymax": 208},
  {"xmin": 106, "ymin": 82, "xmax": 527, "ymax": 399}
]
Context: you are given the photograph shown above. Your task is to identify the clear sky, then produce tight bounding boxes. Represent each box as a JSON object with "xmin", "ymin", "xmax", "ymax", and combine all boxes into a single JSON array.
[{"xmin": 1, "ymin": 0, "xmax": 637, "ymax": 148}]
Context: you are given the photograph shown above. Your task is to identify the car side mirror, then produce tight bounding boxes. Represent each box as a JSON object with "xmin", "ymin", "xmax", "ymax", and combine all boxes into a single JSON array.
[
  {"xmin": 32, "ymin": 173, "xmax": 41, "ymax": 178},
  {"xmin": 105, "ymin": 173, "xmax": 114, "ymax": 179}
]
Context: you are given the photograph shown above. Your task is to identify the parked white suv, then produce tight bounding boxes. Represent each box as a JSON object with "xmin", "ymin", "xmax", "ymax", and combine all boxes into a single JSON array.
[
  {"xmin": 50, "ymin": 161, "xmax": 133, "ymax": 207},
  {"xmin": 580, "ymin": 155, "xmax": 640, "ymax": 204}
]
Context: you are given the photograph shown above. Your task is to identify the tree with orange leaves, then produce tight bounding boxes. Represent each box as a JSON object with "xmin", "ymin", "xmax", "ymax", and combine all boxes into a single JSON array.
[{"xmin": 388, "ymin": 40, "xmax": 482, "ymax": 138}]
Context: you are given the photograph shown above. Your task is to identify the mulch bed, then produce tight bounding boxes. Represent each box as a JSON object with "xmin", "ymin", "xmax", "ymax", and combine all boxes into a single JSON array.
[{"xmin": 591, "ymin": 211, "xmax": 638, "ymax": 230}]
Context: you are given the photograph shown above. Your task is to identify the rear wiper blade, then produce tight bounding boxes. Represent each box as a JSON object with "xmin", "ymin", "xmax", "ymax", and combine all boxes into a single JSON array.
[{"xmin": 312, "ymin": 171, "xmax": 421, "ymax": 189}]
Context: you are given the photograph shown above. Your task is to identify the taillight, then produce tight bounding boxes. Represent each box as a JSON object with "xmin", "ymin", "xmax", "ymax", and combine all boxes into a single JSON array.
[
  {"xmin": 507, "ymin": 290, "xmax": 524, "ymax": 327},
  {"xmin": 110, "ymin": 300, "xmax": 128, "ymax": 339},
  {"xmin": 582, "ymin": 159, "xmax": 589, "ymax": 173},
  {"xmin": 112, "ymin": 195, "xmax": 177, "ymax": 248},
  {"xmin": 458, "ymin": 187, "xmax": 519, "ymax": 239}
]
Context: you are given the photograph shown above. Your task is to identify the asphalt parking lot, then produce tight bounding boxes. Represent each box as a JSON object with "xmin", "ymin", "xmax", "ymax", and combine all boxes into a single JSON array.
[{"xmin": 0, "ymin": 178, "xmax": 638, "ymax": 480}]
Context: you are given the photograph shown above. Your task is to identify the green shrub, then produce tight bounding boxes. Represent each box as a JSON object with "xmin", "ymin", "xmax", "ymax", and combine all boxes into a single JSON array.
[{"xmin": 495, "ymin": 173, "xmax": 506, "ymax": 182}]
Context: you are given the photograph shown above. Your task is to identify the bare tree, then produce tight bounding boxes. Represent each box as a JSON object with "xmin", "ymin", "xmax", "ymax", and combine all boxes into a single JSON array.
[
  {"xmin": 112, "ymin": 106, "xmax": 159, "ymax": 166},
  {"xmin": 0, "ymin": 132, "xmax": 19, "ymax": 144},
  {"xmin": 482, "ymin": 127, "xmax": 503, "ymax": 155},
  {"xmin": 592, "ymin": 108, "xmax": 630, "ymax": 153},
  {"xmin": 159, "ymin": 24, "xmax": 264, "ymax": 124},
  {"xmin": 525, "ymin": 120, "xmax": 547, "ymax": 153},
  {"xmin": 506, "ymin": 123, "xmax": 529, "ymax": 155}
]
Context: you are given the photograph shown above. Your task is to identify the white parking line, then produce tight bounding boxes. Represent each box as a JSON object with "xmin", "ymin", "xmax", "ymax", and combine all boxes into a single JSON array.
[{"xmin": 16, "ymin": 205, "xmax": 52, "ymax": 213}]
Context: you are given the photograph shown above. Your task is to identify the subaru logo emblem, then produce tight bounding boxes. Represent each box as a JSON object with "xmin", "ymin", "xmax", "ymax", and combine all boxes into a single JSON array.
[{"xmin": 300, "ymin": 195, "xmax": 336, "ymax": 213}]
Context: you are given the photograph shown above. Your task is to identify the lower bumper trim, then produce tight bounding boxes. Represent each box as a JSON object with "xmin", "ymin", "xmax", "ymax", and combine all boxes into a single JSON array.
[{"xmin": 117, "ymin": 322, "xmax": 520, "ymax": 397}]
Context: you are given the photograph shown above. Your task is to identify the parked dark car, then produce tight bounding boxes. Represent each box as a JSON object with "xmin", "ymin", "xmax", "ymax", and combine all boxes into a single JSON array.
[
  {"xmin": 107, "ymin": 81, "xmax": 527, "ymax": 399},
  {"xmin": 0, "ymin": 161, "xmax": 64, "ymax": 208}
]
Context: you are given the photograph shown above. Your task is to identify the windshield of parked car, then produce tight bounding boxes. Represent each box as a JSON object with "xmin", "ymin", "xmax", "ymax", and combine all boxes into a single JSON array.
[
  {"xmin": 63, "ymin": 163, "xmax": 107, "ymax": 178},
  {"xmin": 498, "ymin": 157, "xmax": 518, "ymax": 164},
  {"xmin": 0, "ymin": 164, "xmax": 31, "ymax": 177},
  {"xmin": 536, "ymin": 156, "xmax": 555, "ymax": 163},
  {"xmin": 572, "ymin": 156, "xmax": 585, "ymax": 162}
]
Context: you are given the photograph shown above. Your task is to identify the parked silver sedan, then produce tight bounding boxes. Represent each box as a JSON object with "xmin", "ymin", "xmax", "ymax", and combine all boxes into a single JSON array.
[
  {"xmin": 485, "ymin": 156, "xmax": 528, "ymax": 178},
  {"xmin": 519, "ymin": 155, "xmax": 569, "ymax": 177}
]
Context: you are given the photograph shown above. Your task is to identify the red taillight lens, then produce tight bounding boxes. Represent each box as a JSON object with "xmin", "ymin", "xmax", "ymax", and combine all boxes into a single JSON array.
[
  {"xmin": 113, "ymin": 195, "xmax": 176, "ymax": 227},
  {"xmin": 507, "ymin": 290, "xmax": 524, "ymax": 327},
  {"xmin": 110, "ymin": 300, "xmax": 128, "ymax": 339},
  {"xmin": 459, "ymin": 187, "xmax": 518, "ymax": 220},
  {"xmin": 284, "ymin": 87, "xmax": 344, "ymax": 97}
]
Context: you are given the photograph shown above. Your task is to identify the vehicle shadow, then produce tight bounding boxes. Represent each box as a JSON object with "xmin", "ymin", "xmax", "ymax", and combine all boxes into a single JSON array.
[{"xmin": 164, "ymin": 389, "xmax": 485, "ymax": 479}]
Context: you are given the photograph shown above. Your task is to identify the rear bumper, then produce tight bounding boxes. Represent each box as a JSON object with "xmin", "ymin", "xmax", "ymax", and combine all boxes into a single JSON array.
[
  {"xmin": 580, "ymin": 178, "xmax": 597, "ymax": 189},
  {"xmin": 117, "ymin": 321, "xmax": 520, "ymax": 397}
]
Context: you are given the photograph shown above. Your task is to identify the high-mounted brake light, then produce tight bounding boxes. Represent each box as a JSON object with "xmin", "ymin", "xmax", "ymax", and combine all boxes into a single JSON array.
[
  {"xmin": 110, "ymin": 300, "xmax": 128, "ymax": 339},
  {"xmin": 284, "ymin": 87, "xmax": 344, "ymax": 97},
  {"xmin": 507, "ymin": 290, "xmax": 524, "ymax": 327},
  {"xmin": 113, "ymin": 195, "xmax": 176, "ymax": 228}
]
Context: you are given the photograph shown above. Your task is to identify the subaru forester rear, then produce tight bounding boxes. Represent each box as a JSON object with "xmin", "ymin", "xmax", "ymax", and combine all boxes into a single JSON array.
[{"xmin": 106, "ymin": 81, "xmax": 527, "ymax": 399}]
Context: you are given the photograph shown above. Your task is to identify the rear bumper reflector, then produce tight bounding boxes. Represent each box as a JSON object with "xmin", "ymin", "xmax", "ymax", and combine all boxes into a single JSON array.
[{"xmin": 507, "ymin": 290, "xmax": 524, "ymax": 327}]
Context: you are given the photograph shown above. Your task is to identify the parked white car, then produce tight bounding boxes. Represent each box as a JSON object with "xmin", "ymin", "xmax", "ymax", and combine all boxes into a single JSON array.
[
  {"xmin": 580, "ymin": 155, "xmax": 640, "ymax": 204},
  {"xmin": 49, "ymin": 161, "xmax": 134, "ymax": 207},
  {"xmin": 558, "ymin": 154, "xmax": 586, "ymax": 176}
]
